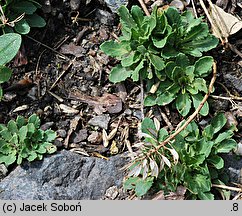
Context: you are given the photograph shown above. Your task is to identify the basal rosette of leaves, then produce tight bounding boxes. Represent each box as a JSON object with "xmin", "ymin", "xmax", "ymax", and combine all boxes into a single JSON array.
[
  {"xmin": 145, "ymin": 54, "xmax": 214, "ymax": 116},
  {"xmin": 161, "ymin": 7, "xmax": 218, "ymax": 58},
  {"xmin": 101, "ymin": 5, "xmax": 164, "ymax": 83},
  {"xmin": 124, "ymin": 114, "xmax": 238, "ymax": 199},
  {"xmin": 100, "ymin": 6, "xmax": 218, "ymax": 84},
  {"xmin": 0, "ymin": 114, "xmax": 57, "ymax": 166},
  {"xmin": 0, "ymin": 0, "xmax": 46, "ymax": 35}
]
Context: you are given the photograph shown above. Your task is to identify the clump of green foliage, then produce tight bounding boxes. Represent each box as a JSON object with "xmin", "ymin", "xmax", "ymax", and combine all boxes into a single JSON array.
[
  {"xmin": 145, "ymin": 54, "xmax": 213, "ymax": 116},
  {"xmin": 0, "ymin": 0, "xmax": 46, "ymax": 100},
  {"xmin": 124, "ymin": 114, "xmax": 237, "ymax": 199},
  {"xmin": 124, "ymin": 113, "xmax": 237, "ymax": 199},
  {"xmin": 101, "ymin": 5, "xmax": 238, "ymax": 199},
  {"xmin": 0, "ymin": 114, "xmax": 57, "ymax": 166},
  {"xmin": 101, "ymin": 5, "xmax": 218, "ymax": 116},
  {"xmin": 0, "ymin": 0, "xmax": 46, "ymax": 35}
]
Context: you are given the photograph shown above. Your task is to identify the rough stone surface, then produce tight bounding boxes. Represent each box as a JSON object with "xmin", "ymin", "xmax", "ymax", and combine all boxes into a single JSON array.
[
  {"xmin": 88, "ymin": 114, "xmax": 110, "ymax": 130},
  {"xmin": 71, "ymin": 129, "xmax": 88, "ymax": 143},
  {"xmin": 222, "ymin": 153, "xmax": 242, "ymax": 183},
  {"xmin": 70, "ymin": 0, "xmax": 81, "ymax": 10},
  {"xmin": 0, "ymin": 150, "xmax": 128, "ymax": 200},
  {"xmin": 103, "ymin": 0, "xmax": 128, "ymax": 13},
  {"xmin": 223, "ymin": 74, "xmax": 242, "ymax": 94},
  {"xmin": 96, "ymin": 9, "xmax": 115, "ymax": 26}
]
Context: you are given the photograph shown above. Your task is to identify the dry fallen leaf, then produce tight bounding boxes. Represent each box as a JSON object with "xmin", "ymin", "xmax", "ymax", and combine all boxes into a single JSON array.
[
  {"xmin": 69, "ymin": 147, "xmax": 89, "ymax": 156},
  {"xmin": 64, "ymin": 115, "xmax": 81, "ymax": 148},
  {"xmin": 13, "ymin": 105, "xmax": 29, "ymax": 113},
  {"xmin": 60, "ymin": 42, "xmax": 84, "ymax": 57},
  {"xmin": 91, "ymin": 152, "xmax": 109, "ymax": 160},
  {"xmin": 69, "ymin": 90, "xmax": 122, "ymax": 114},
  {"xmin": 102, "ymin": 129, "xmax": 109, "ymax": 147},
  {"xmin": 110, "ymin": 140, "xmax": 119, "ymax": 155},
  {"xmin": 209, "ymin": 3, "xmax": 242, "ymax": 40},
  {"xmin": 59, "ymin": 104, "xmax": 79, "ymax": 114},
  {"xmin": 13, "ymin": 45, "xmax": 28, "ymax": 67}
]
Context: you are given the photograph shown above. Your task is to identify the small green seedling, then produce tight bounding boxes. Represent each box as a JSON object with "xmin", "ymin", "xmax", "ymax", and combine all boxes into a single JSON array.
[{"xmin": 0, "ymin": 114, "xmax": 57, "ymax": 166}]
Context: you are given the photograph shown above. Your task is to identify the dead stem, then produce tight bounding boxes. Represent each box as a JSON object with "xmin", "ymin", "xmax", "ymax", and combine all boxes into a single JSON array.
[
  {"xmin": 25, "ymin": 35, "xmax": 69, "ymax": 60},
  {"xmin": 158, "ymin": 107, "xmax": 174, "ymax": 131},
  {"xmin": 191, "ymin": 0, "xmax": 198, "ymax": 18},
  {"xmin": 212, "ymin": 184, "xmax": 242, "ymax": 192},
  {"xmin": 210, "ymin": 95, "xmax": 242, "ymax": 101},
  {"xmin": 138, "ymin": 0, "xmax": 150, "ymax": 16},
  {"xmin": 227, "ymin": 43, "xmax": 242, "ymax": 59},
  {"xmin": 50, "ymin": 58, "xmax": 75, "ymax": 90},
  {"xmin": 140, "ymin": 78, "xmax": 145, "ymax": 120}
]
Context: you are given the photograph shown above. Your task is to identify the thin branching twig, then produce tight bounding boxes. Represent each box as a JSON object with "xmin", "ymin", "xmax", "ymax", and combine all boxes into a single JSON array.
[{"xmin": 140, "ymin": 78, "xmax": 145, "ymax": 120}]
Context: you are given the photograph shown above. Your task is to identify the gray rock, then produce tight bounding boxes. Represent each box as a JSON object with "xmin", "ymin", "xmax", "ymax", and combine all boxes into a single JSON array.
[
  {"xmin": 57, "ymin": 129, "xmax": 67, "ymax": 138},
  {"xmin": 103, "ymin": 0, "xmax": 128, "ymax": 13},
  {"xmin": 88, "ymin": 114, "xmax": 110, "ymax": 130},
  {"xmin": 133, "ymin": 110, "xmax": 143, "ymax": 120},
  {"xmin": 70, "ymin": 0, "xmax": 81, "ymax": 10},
  {"xmin": 222, "ymin": 153, "xmax": 242, "ymax": 183},
  {"xmin": 0, "ymin": 150, "xmax": 128, "ymax": 200},
  {"xmin": 71, "ymin": 129, "xmax": 88, "ymax": 143},
  {"xmin": 96, "ymin": 9, "xmax": 115, "ymax": 26},
  {"xmin": 223, "ymin": 74, "xmax": 242, "ymax": 94},
  {"xmin": 40, "ymin": 122, "xmax": 54, "ymax": 131},
  {"xmin": 53, "ymin": 138, "xmax": 64, "ymax": 147},
  {"xmin": 208, "ymin": 97, "xmax": 229, "ymax": 113}
]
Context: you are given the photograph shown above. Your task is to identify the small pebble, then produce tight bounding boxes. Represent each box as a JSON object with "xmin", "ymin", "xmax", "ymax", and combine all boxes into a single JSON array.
[
  {"xmin": 88, "ymin": 114, "xmax": 111, "ymax": 130},
  {"xmin": 40, "ymin": 122, "xmax": 54, "ymax": 130},
  {"xmin": 133, "ymin": 110, "xmax": 143, "ymax": 120},
  {"xmin": 224, "ymin": 111, "xmax": 238, "ymax": 128},
  {"xmin": 70, "ymin": 0, "xmax": 80, "ymax": 10},
  {"xmin": 71, "ymin": 129, "xmax": 88, "ymax": 143},
  {"xmin": 105, "ymin": 186, "xmax": 119, "ymax": 200},
  {"xmin": 124, "ymin": 109, "xmax": 132, "ymax": 115},
  {"xmin": 0, "ymin": 164, "xmax": 8, "ymax": 180},
  {"xmin": 54, "ymin": 138, "xmax": 63, "ymax": 147},
  {"xmin": 57, "ymin": 129, "xmax": 67, "ymax": 138},
  {"xmin": 88, "ymin": 131, "xmax": 102, "ymax": 143}
]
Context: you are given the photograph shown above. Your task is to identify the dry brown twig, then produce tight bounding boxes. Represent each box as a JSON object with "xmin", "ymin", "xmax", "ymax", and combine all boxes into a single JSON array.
[
  {"xmin": 158, "ymin": 107, "xmax": 174, "ymax": 131},
  {"xmin": 138, "ymin": 0, "xmax": 150, "ymax": 16},
  {"xmin": 210, "ymin": 95, "xmax": 242, "ymax": 101},
  {"xmin": 212, "ymin": 184, "xmax": 242, "ymax": 192},
  {"xmin": 191, "ymin": 0, "xmax": 198, "ymax": 18},
  {"xmin": 50, "ymin": 57, "xmax": 76, "ymax": 90},
  {"xmin": 0, "ymin": 5, "xmax": 25, "ymax": 28},
  {"xmin": 199, "ymin": 0, "xmax": 225, "ymax": 43},
  {"xmin": 25, "ymin": 35, "xmax": 69, "ymax": 60}
]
